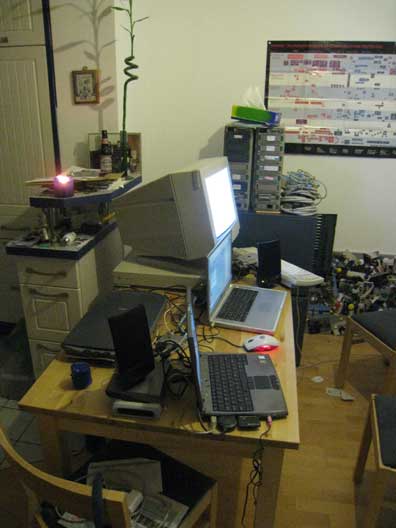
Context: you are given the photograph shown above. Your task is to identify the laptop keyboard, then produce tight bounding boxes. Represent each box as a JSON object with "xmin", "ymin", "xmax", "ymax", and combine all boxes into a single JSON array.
[
  {"xmin": 208, "ymin": 354, "xmax": 254, "ymax": 412},
  {"xmin": 217, "ymin": 288, "xmax": 258, "ymax": 322}
]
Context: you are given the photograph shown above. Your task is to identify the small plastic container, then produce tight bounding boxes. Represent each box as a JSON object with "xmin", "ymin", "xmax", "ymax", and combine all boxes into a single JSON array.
[{"xmin": 71, "ymin": 362, "xmax": 92, "ymax": 390}]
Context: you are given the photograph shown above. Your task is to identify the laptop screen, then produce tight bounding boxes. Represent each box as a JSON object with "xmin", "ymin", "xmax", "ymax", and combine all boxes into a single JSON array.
[
  {"xmin": 207, "ymin": 233, "xmax": 232, "ymax": 316},
  {"xmin": 186, "ymin": 289, "xmax": 204, "ymax": 409}
]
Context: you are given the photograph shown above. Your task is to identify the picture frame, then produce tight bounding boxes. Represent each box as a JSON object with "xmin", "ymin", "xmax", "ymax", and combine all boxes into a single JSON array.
[{"xmin": 72, "ymin": 69, "xmax": 99, "ymax": 104}]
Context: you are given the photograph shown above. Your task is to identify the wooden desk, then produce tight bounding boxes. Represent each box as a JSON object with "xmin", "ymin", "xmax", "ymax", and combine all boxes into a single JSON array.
[{"xmin": 19, "ymin": 292, "xmax": 299, "ymax": 527}]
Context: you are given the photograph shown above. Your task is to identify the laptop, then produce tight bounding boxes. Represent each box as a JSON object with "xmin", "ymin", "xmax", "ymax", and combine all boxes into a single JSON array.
[
  {"xmin": 186, "ymin": 289, "xmax": 288, "ymax": 419},
  {"xmin": 207, "ymin": 233, "xmax": 286, "ymax": 334},
  {"xmin": 63, "ymin": 291, "xmax": 167, "ymax": 364}
]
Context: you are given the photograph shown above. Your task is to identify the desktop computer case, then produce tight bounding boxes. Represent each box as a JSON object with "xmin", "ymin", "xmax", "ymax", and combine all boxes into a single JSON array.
[
  {"xmin": 224, "ymin": 125, "xmax": 254, "ymax": 211},
  {"xmin": 224, "ymin": 124, "xmax": 284, "ymax": 213}
]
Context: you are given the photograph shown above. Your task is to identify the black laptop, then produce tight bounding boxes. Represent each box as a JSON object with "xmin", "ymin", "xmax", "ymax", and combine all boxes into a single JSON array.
[
  {"xmin": 62, "ymin": 290, "xmax": 167, "ymax": 363},
  {"xmin": 186, "ymin": 289, "xmax": 288, "ymax": 419}
]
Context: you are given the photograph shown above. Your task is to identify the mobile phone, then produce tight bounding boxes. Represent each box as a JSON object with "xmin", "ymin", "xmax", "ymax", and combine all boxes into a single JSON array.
[
  {"xmin": 217, "ymin": 415, "xmax": 237, "ymax": 433},
  {"xmin": 237, "ymin": 415, "xmax": 260, "ymax": 430}
]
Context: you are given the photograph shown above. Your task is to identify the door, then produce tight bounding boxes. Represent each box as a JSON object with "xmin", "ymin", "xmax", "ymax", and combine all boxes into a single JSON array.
[
  {"xmin": 0, "ymin": 0, "xmax": 45, "ymax": 46},
  {"xmin": 0, "ymin": 45, "xmax": 56, "ymax": 207},
  {"xmin": 0, "ymin": 1, "xmax": 56, "ymax": 322}
]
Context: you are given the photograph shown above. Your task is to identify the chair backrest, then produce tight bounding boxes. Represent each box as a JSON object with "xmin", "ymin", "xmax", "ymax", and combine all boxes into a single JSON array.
[{"xmin": 0, "ymin": 426, "xmax": 132, "ymax": 527}]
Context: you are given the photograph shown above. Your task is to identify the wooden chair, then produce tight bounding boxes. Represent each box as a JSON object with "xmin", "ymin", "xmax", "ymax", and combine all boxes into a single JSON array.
[
  {"xmin": 354, "ymin": 394, "xmax": 396, "ymax": 528},
  {"xmin": 0, "ymin": 425, "xmax": 132, "ymax": 526},
  {"xmin": 335, "ymin": 310, "xmax": 396, "ymax": 393},
  {"xmin": 0, "ymin": 426, "xmax": 217, "ymax": 527}
]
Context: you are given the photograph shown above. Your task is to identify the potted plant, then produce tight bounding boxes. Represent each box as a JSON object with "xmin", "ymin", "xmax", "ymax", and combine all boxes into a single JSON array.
[{"xmin": 112, "ymin": 0, "xmax": 148, "ymax": 177}]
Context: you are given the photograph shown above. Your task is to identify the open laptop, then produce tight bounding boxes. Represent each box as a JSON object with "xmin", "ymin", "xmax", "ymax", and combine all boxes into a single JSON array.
[
  {"xmin": 186, "ymin": 289, "xmax": 288, "ymax": 419},
  {"xmin": 207, "ymin": 233, "xmax": 286, "ymax": 334}
]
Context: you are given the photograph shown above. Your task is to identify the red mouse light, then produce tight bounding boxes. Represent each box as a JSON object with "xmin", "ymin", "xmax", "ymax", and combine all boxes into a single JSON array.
[{"xmin": 253, "ymin": 344, "xmax": 279, "ymax": 352}]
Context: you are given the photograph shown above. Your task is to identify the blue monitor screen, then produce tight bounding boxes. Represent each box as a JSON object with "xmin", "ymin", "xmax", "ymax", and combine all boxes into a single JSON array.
[{"xmin": 207, "ymin": 234, "xmax": 232, "ymax": 315}]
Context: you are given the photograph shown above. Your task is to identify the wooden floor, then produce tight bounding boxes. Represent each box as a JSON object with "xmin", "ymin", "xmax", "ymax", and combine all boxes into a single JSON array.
[
  {"xmin": 277, "ymin": 333, "xmax": 396, "ymax": 528},
  {"xmin": 1, "ymin": 332, "xmax": 396, "ymax": 527}
]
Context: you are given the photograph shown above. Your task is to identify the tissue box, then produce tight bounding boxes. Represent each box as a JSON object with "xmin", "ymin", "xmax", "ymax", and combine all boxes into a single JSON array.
[{"xmin": 231, "ymin": 105, "xmax": 281, "ymax": 126}]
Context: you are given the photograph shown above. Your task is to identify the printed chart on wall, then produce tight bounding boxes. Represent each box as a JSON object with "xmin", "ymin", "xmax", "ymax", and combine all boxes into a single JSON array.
[{"xmin": 265, "ymin": 41, "xmax": 396, "ymax": 158}]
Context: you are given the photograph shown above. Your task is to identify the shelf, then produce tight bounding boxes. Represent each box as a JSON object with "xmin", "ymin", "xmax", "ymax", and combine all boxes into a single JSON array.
[
  {"xmin": 6, "ymin": 222, "xmax": 117, "ymax": 260},
  {"xmin": 29, "ymin": 175, "xmax": 141, "ymax": 209}
]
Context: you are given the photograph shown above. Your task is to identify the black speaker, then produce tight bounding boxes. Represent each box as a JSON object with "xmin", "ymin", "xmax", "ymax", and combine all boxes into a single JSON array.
[
  {"xmin": 107, "ymin": 304, "xmax": 154, "ymax": 390},
  {"xmin": 256, "ymin": 239, "xmax": 281, "ymax": 288}
]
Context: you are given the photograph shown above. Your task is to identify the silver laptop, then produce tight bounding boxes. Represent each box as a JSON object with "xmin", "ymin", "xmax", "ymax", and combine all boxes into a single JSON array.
[
  {"xmin": 186, "ymin": 289, "xmax": 288, "ymax": 419},
  {"xmin": 207, "ymin": 233, "xmax": 286, "ymax": 334}
]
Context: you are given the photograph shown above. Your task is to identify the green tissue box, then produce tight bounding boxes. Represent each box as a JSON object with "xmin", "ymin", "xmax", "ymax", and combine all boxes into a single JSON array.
[{"xmin": 231, "ymin": 105, "xmax": 281, "ymax": 126}]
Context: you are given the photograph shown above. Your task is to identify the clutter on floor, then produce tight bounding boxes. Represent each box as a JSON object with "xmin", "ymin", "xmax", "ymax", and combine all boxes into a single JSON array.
[{"xmin": 307, "ymin": 251, "xmax": 396, "ymax": 335}]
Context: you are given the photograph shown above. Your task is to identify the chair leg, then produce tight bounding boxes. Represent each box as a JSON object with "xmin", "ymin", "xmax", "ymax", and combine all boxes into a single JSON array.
[
  {"xmin": 354, "ymin": 403, "xmax": 372, "ymax": 484},
  {"xmin": 335, "ymin": 318, "xmax": 354, "ymax": 389},
  {"xmin": 363, "ymin": 470, "xmax": 387, "ymax": 528}
]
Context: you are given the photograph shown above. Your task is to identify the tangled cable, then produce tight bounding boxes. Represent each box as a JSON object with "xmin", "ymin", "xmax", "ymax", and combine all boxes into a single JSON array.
[{"xmin": 280, "ymin": 169, "xmax": 327, "ymax": 215}]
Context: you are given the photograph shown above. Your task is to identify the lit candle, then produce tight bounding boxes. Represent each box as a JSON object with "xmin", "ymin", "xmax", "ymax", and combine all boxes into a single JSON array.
[{"xmin": 53, "ymin": 174, "xmax": 74, "ymax": 197}]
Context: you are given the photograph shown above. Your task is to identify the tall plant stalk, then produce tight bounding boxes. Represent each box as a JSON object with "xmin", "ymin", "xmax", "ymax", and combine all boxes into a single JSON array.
[{"xmin": 112, "ymin": 0, "xmax": 148, "ymax": 175}]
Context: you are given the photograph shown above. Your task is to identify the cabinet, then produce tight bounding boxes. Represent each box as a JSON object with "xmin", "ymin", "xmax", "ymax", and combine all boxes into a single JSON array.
[{"xmin": 14, "ymin": 226, "xmax": 123, "ymax": 378}]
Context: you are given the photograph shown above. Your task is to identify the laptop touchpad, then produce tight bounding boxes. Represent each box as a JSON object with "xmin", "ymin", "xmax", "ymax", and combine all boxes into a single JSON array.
[{"xmin": 254, "ymin": 376, "xmax": 271, "ymax": 390}]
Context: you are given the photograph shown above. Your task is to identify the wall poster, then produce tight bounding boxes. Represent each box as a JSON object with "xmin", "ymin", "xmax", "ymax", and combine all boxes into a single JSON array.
[{"xmin": 265, "ymin": 41, "xmax": 396, "ymax": 158}]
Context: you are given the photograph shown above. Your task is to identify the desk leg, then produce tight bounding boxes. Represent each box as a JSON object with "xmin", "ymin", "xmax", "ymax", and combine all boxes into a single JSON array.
[
  {"xmin": 254, "ymin": 447, "xmax": 284, "ymax": 527},
  {"xmin": 37, "ymin": 416, "xmax": 72, "ymax": 476},
  {"xmin": 335, "ymin": 318, "xmax": 353, "ymax": 389}
]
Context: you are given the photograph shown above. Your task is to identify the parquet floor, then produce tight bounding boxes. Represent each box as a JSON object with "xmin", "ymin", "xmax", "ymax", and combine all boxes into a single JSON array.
[
  {"xmin": 0, "ymin": 332, "xmax": 395, "ymax": 527},
  {"xmin": 276, "ymin": 333, "xmax": 396, "ymax": 528}
]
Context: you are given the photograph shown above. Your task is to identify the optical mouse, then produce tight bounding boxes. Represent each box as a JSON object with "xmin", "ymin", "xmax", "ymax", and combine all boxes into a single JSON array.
[{"xmin": 243, "ymin": 334, "xmax": 280, "ymax": 352}]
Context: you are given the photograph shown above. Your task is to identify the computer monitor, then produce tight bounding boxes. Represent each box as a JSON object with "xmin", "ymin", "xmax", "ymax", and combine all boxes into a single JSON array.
[{"xmin": 113, "ymin": 156, "xmax": 239, "ymax": 261}]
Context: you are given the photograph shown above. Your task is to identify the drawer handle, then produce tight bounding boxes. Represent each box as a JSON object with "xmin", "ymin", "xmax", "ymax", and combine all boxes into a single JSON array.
[
  {"xmin": 1, "ymin": 225, "xmax": 30, "ymax": 232},
  {"xmin": 0, "ymin": 37, "xmax": 9, "ymax": 44},
  {"xmin": 26, "ymin": 267, "xmax": 67, "ymax": 278},
  {"xmin": 37, "ymin": 343, "xmax": 60, "ymax": 353},
  {"xmin": 29, "ymin": 288, "xmax": 69, "ymax": 299}
]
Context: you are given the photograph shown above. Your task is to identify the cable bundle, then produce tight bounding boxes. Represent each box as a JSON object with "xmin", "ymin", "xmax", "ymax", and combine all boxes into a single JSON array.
[{"xmin": 280, "ymin": 169, "xmax": 327, "ymax": 215}]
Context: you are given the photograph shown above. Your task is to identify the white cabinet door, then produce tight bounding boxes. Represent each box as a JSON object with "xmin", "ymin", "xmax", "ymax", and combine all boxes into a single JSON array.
[
  {"xmin": 0, "ymin": 0, "xmax": 45, "ymax": 46},
  {"xmin": 0, "ymin": 45, "xmax": 55, "ymax": 206},
  {"xmin": 20, "ymin": 285, "xmax": 83, "ymax": 342}
]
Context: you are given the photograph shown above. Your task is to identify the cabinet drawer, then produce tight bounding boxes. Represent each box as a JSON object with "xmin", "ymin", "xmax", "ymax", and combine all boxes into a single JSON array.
[
  {"xmin": 21, "ymin": 285, "xmax": 83, "ymax": 342},
  {"xmin": 17, "ymin": 257, "xmax": 79, "ymax": 289},
  {"xmin": 29, "ymin": 339, "xmax": 61, "ymax": 378}
]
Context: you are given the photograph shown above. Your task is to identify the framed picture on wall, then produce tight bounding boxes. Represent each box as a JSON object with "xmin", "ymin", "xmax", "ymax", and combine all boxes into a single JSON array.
[{"xmin": 72, "ymin": 69, "xmax": 99, "ymax": 104}]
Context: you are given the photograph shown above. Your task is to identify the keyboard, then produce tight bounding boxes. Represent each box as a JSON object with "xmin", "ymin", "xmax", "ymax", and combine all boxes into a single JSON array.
[
  {"xmin": 217, "ymin": 288, "xmax": 258, "ymax": 322},
  {"xmin": 281, "ymin": 260, "xmax": 324, "ymax": 288},
  {"xmin": 208, "ymin": 354, "xmax": 254, "ymax": 412}
]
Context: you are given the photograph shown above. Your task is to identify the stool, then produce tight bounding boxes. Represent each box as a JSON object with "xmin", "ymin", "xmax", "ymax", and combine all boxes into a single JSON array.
[
  {"xmin": 354, "ymin": 395, "xmax": 396, "ymax": 528},
  {"xmin": 335, "ymin": 310, "xmax": 396, "ymax": 393}
]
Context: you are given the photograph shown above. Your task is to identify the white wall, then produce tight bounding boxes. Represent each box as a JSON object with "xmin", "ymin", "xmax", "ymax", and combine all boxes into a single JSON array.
[
  {"xmin": 51, "ymin": 0, "xmax": 119, "ymax": 169},
  {"xmin": 113, "ymin": 0, "xmax": 396, "ymax": 253}
]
